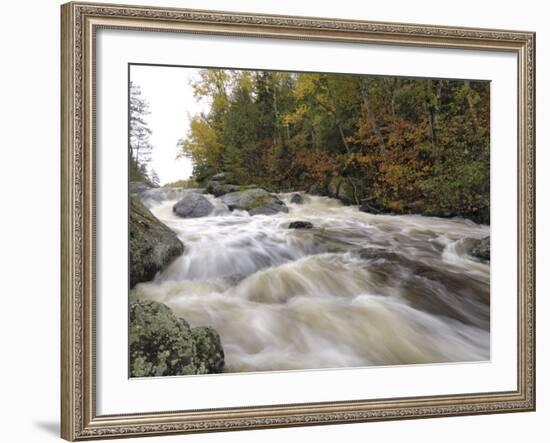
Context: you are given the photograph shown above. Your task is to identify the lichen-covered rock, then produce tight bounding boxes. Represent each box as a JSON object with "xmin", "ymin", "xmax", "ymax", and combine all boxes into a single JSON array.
[
  {"xmin": 130, "ymin": 197, "xmax": 184, "ymax": 287},
  {"xmin": 173, "ymin": 193, "xmax": 214, "ymax": 218},
  {"xmin": 129, "ymin": 300, "xmax": 224, "ymax": 377},
  {"xmin": 290, "ymin": 193, "xmax": 304, "ymax": 204},
  {"xmin": 470, "ymin": 236, "xmax": 490, "ymax": 261},
  {"xmin": 191, "ymin": 326, "xmax": 225, "ymax": 373},
  {"xmin": 220, "ymin": 188, "xmax": 288, "ymax": 215},
  {"xmin": 288, "ymin": 221, "xmax": 313, "ymax": 229}
]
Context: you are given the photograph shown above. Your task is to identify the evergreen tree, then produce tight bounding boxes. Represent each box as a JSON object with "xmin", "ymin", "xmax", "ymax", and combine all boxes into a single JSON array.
[
  {"xmin": 129, "ymin": 82, "xmax": 154, "ymax": 183},
  {"xmin": 220, "ymin": 74, "xmax": 260, "ymax": 183}
]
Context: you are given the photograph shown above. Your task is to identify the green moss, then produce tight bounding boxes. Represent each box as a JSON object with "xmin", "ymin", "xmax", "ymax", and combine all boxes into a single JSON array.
[
  {"xmin": 248, "ymin": 195, "xmax": 272, "ymax": 209},
  {"xmin": 238, "ymin": 184, "xmax": 257, "ymax": 191}
]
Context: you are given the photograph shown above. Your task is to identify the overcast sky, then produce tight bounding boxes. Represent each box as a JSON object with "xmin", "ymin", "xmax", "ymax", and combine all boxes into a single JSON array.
[{"xmin": 130, "ymin": 65, "xmax": 208, "ymax": 185}]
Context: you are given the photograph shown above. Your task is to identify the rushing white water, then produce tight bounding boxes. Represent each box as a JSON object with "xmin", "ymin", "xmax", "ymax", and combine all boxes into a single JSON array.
[{"xmin": 132, "ymin": 190, "xmax": 490, "ymax": 372}]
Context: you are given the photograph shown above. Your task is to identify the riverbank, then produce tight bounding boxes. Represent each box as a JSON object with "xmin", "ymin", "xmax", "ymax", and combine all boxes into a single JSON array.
[{"xmin": 188, "ymin": 173, "xmax": 490, "ymax": 225}]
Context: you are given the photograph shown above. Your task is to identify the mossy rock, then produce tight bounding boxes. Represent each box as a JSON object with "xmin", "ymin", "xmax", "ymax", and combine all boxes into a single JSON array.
[
  {"xmin": 129, "ymin": 197, "xmax": 184, "ymax": 287},
  {"xmin": 205, "ymin": 182, "xmax": 239, "ymax": 197},
  {"xmin": 220, "ymin": 188, "xmax": 288, "ymax": 215},
  {"xmin": 130, "ymin": 300, "xmax": 224, "ymax": 377},
  {"xmin": 238, "ymin": 184, "xmax": 257, "ymax": 191},
  {"xmin": 248, "ymin": 195, "xmax": 271, "ymax": 209},
  {"xmin": 205, "ymin": 181, "xmax": 257, "ymax": 197}
]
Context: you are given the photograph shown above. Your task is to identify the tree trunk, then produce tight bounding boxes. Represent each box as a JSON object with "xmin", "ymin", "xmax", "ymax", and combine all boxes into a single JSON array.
[
  {"xmin": 346, "ymin": 177, "xmax": 360, "ymax": 205},
  {"xmin": 360, "ymin": 80, "xmax": 386, "ymax": 152},
  {"xmin": 426, "ymin": 79, "xmax": 442, "ymax": 155},
  {"xmin": 464, "ymin": 80, "xmax": 480, "ymax": 136},
  {"xmin": 273, "ymin": 83, "xmax": 280, "ymax": 145},
  {"xmin": 338, "ymin": 124, "xmax": 351, "ymax": 153}
]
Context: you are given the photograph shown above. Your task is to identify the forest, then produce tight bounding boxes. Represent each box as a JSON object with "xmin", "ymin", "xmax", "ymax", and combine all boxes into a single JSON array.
[{"xmin": 134, "ymin": 69, "xmax": 491, "ymax": 223}]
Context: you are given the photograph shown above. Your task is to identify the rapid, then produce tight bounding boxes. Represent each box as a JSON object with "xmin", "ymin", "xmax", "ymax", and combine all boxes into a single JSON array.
[{"xmin": 131, "ymin": 189, "xmax": 490, "ymax": 372}]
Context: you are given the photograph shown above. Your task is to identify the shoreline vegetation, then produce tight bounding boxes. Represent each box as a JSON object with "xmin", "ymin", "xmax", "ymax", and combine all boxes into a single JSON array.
[
  {"xmin": 176, "ymin": 70, "xmax": 490, "ymax": 225},
  {"xmin": 128, "ymin": 69, "xmax": 491, "ymax": 377}
]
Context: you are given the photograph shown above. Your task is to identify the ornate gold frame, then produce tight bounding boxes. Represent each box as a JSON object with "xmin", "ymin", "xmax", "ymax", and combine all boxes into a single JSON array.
[{"xmin": 61, "ymin": 1, "xmax": 536, "ymax": 440}]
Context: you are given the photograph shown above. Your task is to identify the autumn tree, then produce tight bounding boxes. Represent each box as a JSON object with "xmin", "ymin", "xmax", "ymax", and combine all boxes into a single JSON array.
[{"xmin": 178, "ymin": 69, "xmax": 490, "ymax": 223}]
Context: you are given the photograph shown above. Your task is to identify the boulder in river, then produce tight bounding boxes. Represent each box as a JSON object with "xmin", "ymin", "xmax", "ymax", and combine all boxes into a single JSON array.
[
  {"xmin": 129, "ymin": 299, "xmax": 224, "ymax": 377},
  {"xmin": 173, "ymin": 193, "xmax": 214, "ymax": 218},
  {"xmin": 470, "ymin": 236, "xmax": 490, "ymax": 261},
  {"xmin": 358, "ymin": 198, "xmax": 390, "ymax": 215},
  {"xmin": 220, "ymin": 188, "xmax": 289, "ymax": 215},
  {"xmin": 206, "ymin": 181, "xmax": 240, "ymax": 197},
  {"xmin": 130, "ymin": 197, "xmax": 184, "ymax": 287},
  {"xmin": 288, "ymin": 221, "xmax": 313, "ymax": 229},
  {"xmin": 290, "ymin": 193, "xmax": 304, "ymax": 204}
]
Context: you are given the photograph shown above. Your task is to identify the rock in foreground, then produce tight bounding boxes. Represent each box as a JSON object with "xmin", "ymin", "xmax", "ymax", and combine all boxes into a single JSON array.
[
  {"xmin": 130, "ymin": 300, "xmax": 224, "ymax": 377},
  {"xmin": 130, "ymin": 197, "xmax": 184, "ymax": 287},
  {"xmin": 288, "ymin": 221, "xmax": 313, "ymax": 229},
  {"xmin": 173, "ymin": 193, "xmax": 214, "ymax": 218},
  {"xmin": 470, "ymin": 236, "xmax": 490, "ymax": 261},
  {"xmin": 220, "ymin": 188, "xmax": 288, "ymax": 215}
]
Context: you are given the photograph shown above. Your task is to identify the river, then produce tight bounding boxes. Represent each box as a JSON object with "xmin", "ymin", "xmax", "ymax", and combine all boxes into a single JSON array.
[{"xmin": 131, "ymin": 189, "xmax": 490, "ymax": 373}]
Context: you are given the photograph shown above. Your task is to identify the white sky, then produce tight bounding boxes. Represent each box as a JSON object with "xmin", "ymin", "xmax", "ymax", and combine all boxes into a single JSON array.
[{"xmin": 130, "ymin": 65, "xmax": 208, "ymax": 185}]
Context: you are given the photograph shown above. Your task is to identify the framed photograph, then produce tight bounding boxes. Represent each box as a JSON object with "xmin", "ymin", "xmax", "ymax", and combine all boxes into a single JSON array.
[{"xmin": 61, "ymin": 1, "xmax": 536, "ymax": 440}]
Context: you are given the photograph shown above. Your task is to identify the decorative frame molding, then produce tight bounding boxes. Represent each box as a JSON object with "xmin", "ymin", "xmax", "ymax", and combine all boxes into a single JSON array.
[{"xmin": 61, "ymin": 2, "xmax": 535, "ymax": 440}]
